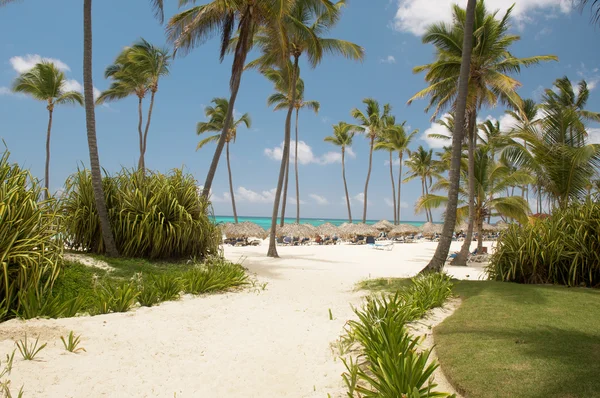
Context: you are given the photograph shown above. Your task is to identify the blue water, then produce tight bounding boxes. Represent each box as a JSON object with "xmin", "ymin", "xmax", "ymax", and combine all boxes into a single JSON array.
[{"xmin": 212, "ymin": 215, "xmax": 428, "ymax": 230}]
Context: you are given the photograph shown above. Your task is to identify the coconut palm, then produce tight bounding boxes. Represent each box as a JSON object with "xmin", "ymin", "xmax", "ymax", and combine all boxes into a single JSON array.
[
  {"xmin": 578, "ymin": 0, "xmax": 600, "ymax": 25},
  {"xmin": 404, "ymin": 146, "xmax": 440, "ymax": 223},
  {"xmin": 324, "ymin": 122, "xmax": 355, "ymax": 223},
  {"xmin": 267, "ymin": 76, "xmax": 320, "ymax": 224},
  {"xmin": 351, "ymin": 99, "xmax": 391, "ymax": 223},
  {"xmin": 12, "ymin": 61, "xmax": 83, "ymax": 200},
  {"xmin": 196, "ymin": 98, "xmax": 251, "ymax": 224},
  {"xmin": 97, "ymin": 39, "xmax": 170, "ymax": 171},
  {"xmin": 375, "ymin": 120, "xmax": 418, "ymax": 224}
]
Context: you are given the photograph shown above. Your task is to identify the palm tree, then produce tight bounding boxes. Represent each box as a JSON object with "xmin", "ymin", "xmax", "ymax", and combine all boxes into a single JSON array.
[
  {"xmin": 375, "ymin": 120, "xmax": 418, "ymax": 224},
  {"xmin": 578, "ymin": 0, "xmax": 600, "ymax": 25},
  {"xmin": 196, "ymin": 98, "xmax": 251, "ymax": 224},
  {"xmin": 324, "ymin": 122, "xmax": 355, "ymax": 223},
  {"xmin": 12, "ymin": 61, "xmax": 83, "ymax": 199},
  {"xmin": 351, "ymin": 99, "xmax": 391, "ymax": 223},
  {"xmin": 97, "ymin": 39, "xmax": 170, "ymax": 171},
  {"xmin": 267, "ymin": 76, "xmax": 319, "ymax": 225},
  {"xmin": 404, "ymin": 146, "xmax": 439, "ymax": 223}
]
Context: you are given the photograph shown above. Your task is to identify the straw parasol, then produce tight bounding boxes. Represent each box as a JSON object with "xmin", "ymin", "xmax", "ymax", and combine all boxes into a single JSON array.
[
  {"xmin": 275, "ymin": 223, "xmax": 318, "ymax": 238},
  {"xmin": 222, "ymin": 221, "xmax": 266, "ymax": 239},
  {"xmin": 317, "ymin": 222, "xmax": 338, "ymax": 236},
  {"xmin": 481, "ymin": 222, "xmax": 495, "ymax": 232},
  {"xmin": 389, "ymin": 224, "xmax": 420, "ymax": 237},
  {"xmin": 373, "ymin": 220, "xmax": 394, "ymax": 231},
  {"xmin": 495, "ymin": 221, "xmax": 509, "ymax": 231},
  {"xmin": 339, "ymin": 223, "xmax": 377, "ymax": 237},
  {"xmin": 455, "ymin": 222, "xmax": 469, "ymax": 233},
  {"xmin": 422, "ymin": 222, "xmax": 442, "ymax": 236}
]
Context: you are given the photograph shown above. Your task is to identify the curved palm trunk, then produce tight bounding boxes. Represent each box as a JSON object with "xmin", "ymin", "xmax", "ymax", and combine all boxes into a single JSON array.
[
  {"xmin": 453, "ymin": 111, "xmax": 477, "ymax": 266},
  {"xmin": 140, "ymin": 90, "xmax": 156, "ymax": 172},
  {"xmin": 362, "ymin": 137, "xmax": 374, "ymax": 223},
  {"xmin": 295, "ymin": 108, "xmax": 300, "ymax": 223},
  {"xmin": 422, "ymin": 0, "xmax": 476, "ymax": 273},
  {"xmin": 397, "ymin": 152, "xmax": 403, "ymax": 224},
  {"xmin": 44, "ymin": 106, "xmax": 53, "ymax": 200},
  {"xmin": 226, "ymin": 141, "xmax": 238, "ymax": 223},
  {"xmin": 342, "ymin": 147, "xmax": 352, "ymax": 223},
  {"xmin": 268, "ymin": 59, "xmax": 299, "ymax": 257},
  {"xmin": 137, "ymin": 96, "xmax": 144, "ymax": 170},
  {"xmin": 388, "ymin": 152, "xmax": 397, "ymax": 224},
  {"xmin": 280, "ymin": 152, "xmax": 289, "ymax": 227},
  {"xmin": 201, "ymin": 8, "xmax": 253, "ymax": 199},
  {"xmin": 83, "ymin": 0, "xmax": 118, "ymax": 257},
  {"xmin": 424, "ymin": 176, "xmax": 433, "ymax": 222},
  {"xmin": 421, "ymin": 178, "xmax": 429, "ymax": 222}
]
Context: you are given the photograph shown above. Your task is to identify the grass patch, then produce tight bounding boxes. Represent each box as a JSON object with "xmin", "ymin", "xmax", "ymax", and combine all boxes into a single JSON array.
[{"xmin": 359, "ymin": 278, "xmax": 600, "ymax": 398}]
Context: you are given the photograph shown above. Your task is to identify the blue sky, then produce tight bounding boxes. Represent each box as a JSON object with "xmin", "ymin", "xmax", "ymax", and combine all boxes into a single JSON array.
[{"xmin": 1, "ymin": 0, "xmax": 599, "ymax": 221}]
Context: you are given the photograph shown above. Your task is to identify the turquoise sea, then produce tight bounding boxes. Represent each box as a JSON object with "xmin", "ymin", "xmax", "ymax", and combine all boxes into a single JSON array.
[{"xmin": 212, "ymin": 215, "xmax": 428, "ymax": 230}]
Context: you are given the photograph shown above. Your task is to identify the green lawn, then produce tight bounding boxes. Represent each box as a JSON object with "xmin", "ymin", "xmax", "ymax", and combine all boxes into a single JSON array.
[{"xmin": 358, "ymin": 278, "xmax": 600, "ymax": 398}]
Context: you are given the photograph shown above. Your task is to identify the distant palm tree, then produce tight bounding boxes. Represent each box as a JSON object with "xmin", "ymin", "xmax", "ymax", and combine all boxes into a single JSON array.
[
  {"xmin": 0, "ymin": 0, "xmax": 17, "ymax": 6},
  {"xmin": 351, "ymin": 98, "xmax": 391, "ymax": 223},
  {"xmin": 196, "ymin": 98, "xmax": 251, "ymax": 224},
  {"xmin": 404, "ymin": 146, "xmax": 439, "ymax": 223},
  {"xmin": 324, "ymin": 122, "xmax": 355, "ymax": 223},
  {"xmin": 578, "ymin": 0, "xmax": 600, "ymax": 25},
  {"xmin": 97, "ymin": 38, "xmax": 170, "ymax": 171},
  {"xmin": 12, "ymin": 61, "xmax": 83, "ymax": 199},
  {"xmin": 267, "ymin": 77, "xmax": 319, "ymax": 224}
]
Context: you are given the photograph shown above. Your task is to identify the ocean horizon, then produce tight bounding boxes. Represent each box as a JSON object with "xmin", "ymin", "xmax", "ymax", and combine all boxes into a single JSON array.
[{"xmin": 212, "ymin": 215, "xmax": 437, "ymax": 230}]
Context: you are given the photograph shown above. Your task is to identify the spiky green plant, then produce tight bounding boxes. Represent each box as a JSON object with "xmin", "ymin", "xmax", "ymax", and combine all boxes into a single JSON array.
[
  {"xmin": 182, "ymin": 257, "xmax": 247, "ymax": 295},
  {"xmin": 62, "ymin": 168, "xmax": 220, "ymax": 259},
  {"xmin": 61, "ymin": 331, "xmax": 86, "ymax": 353},
  {"xmin": 152, "ymin": 274, "xmax": 182, "ymax": 301},
  {"xmin": 15, "ymin": 335, "xmax": 47, "ymax": 361},
  {"xmin": 0, "ymin": 150, "xmax": 63, "ymax": 321}
]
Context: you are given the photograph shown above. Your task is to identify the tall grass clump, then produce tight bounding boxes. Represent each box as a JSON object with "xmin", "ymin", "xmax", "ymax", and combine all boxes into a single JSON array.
[
  {"xmin": 182, "ymin": 256, "xmax": 248, "ymax": 294},
  {"xmin": 488, "ymin": 201, "xmax": 600, "ymax": 287},
  {"xmin": 62, "ymin": 168, "xmax": 221, "ymax": 259},
  {"xmin": 0, "ymin": 150, "xmax": 63, "ymax": 321},
  {"xmin": 342, "ymin": 273, "xmax": 454, "ymax": 398}
]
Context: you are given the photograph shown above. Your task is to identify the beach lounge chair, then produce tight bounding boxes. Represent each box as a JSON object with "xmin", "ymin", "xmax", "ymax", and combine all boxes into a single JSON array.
[
  {"xmin": 282, "ymin": 236, "xmax": 292, "ymax": 245},
  {"xmin": 365, "ymin": 236, "xmax": 376, "ymax": 245},
  {"xmin": 373, "ymin": 241, "xmax": 394, "ymax": 251}
]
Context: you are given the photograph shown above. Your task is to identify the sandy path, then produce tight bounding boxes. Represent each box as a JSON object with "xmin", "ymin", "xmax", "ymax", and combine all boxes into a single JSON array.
[{"xmin": 0, "ymin": 241, "xmax": 484, "ymax": 397}]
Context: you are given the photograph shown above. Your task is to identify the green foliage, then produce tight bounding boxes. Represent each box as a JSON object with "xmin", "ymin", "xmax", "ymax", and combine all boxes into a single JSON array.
[
  {"xmin": 0, "ymin": 150, "xmax": 63, "ymax": 320},
  {"xmin": 62, "ymin": 168, "xmax": 221, "ymax": 259},
  {"xmin": 132, "ymin": 273, "xmax": 161, "ymax": 307},
  {"xmin": 15, "ymin": 335, "xmax": 47, "ymax": 360},
  {"xmin": 14, "ymin": 288, "xmax": 83, "ymax": 320},
  {"xmin": 152, "ymin": 274, "xmax": 182, "ymax": 301},
  {"xmin": 93, "ymin": 281, "xmax": 139, "ymax": 314},
  {"xmin": 0, "ymin": 349, "xmax": 22, "ymax": 398},
  {"xmin": 488, "ymin": 201, "xmax": 600, "ymax": 287},
  {"xmin": 181, "ymin": 257, "xmax": 248, "ymax": 295},
  {"xmin": 61, "ymin": 331, "xmax": 86, "ymax": 353}
]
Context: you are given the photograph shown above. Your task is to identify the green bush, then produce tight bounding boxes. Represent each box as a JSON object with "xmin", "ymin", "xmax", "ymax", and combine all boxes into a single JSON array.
[
  {"xmin": 0, "ymin": 151, "xmax": 63, "ymax": 320},
  {"xmin": 488, "ymin": 201, "xmax": 600, "ymax": 287},
  {"xmin": 62, "ymin": 168, "xmax": 221, "ymax": 259},
  {"xmin": 182, "ymin": 257, "xmax": 248, "ymax": 294}
]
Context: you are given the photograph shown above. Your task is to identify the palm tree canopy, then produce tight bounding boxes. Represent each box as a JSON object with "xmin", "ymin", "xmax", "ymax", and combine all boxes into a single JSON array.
[
  {"xmin": 324, "ymin": 121, "xmax": 355, "ymax": 148},
  {"xmin": 351, "ymin": 98, "xmax": 391, "ymax": 140},
  {"xmin": 404, "ymin": 145, "xmax": 440, "ymax": 183},
  {"xmin": 375, "ymin": 121, "xmax": 418, "ymax": 154},
  {"xmin": 196, "ymin": 97, "xmax": 251, "ymax": 149},
  {"xmin": 266, "ymin": 68, "xmax": 320, "ymax": 114},
  {"xmin": 12, "ymin": 61, "xmax": 83, "ymax": 107}
]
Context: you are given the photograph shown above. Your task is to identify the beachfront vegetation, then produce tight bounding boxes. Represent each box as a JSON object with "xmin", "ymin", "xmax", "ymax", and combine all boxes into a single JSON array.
[
  {"xmin": 15, "ymin": 335, "xmax": 47, "ymax": 361},
  {"xmin": 62, "ymin": 168, "xmax": 220, "ymax": 259},
  {"xmin": 61, "ymin": 331, "xmax": 86, "ymax": 353}
]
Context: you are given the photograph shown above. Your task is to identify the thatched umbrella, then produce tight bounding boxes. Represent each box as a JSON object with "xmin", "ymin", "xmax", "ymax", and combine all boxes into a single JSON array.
[
  {"xmin": 340, "ymin": 223, "xmax": 377, "ymax": 237},
  {"xmin": 389, "ymin": 224, "xmax": 420, "ymax": 237},
  {"xmin": 481, "ymin": 222, "xmax": 495, "ymax": 232},
  {"xmin": 276, "ymin": 223, "xmax": 318, "ymax": 238},
  {"xmin": 317, "ymin": 222, "xmax": 338, "ymax": 236},
  {"xmin": 223, "ymin": 221, "xmax": 266, "ymax": 238},
  {"xmin": 455, "ymin": 222, "xmax": 469, "ymax": 233},
  {"xmin": 422, "ymin": 222, "xmax": 442, "ymax": 236},
  {"xmin": 373, "ymin": 220, "xmax": 394, "ymax": 231},
  {"xmin": 495, "ymin": 221, "xmax": 509, "ymax": 231}
]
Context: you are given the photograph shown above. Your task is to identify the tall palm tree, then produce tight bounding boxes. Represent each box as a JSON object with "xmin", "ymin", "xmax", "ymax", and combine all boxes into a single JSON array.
[
  {"xmin": 324, "ymin": 122, "xmax": 355, "ymax": 223},
  {"xmin": 196, "ymin": 98, "xmax": 251, "ymax": 224},
  {"xmin": 351, "ymin": 99, "xmax": 391, "ymax": 223},
  {"xmin": 375, "ymin": 120, "xmax": 418, "ymax": 224},
  {"xmin": 375, "ymin": 115, "xmax": 399, "ymax": 224},
  {"xmin": 267, "ymin": 77, "xmax": 319, "ymax": 224},
  {"xmin": 97, "ymin": 39, "xmax": 170, "ymax": 171},
  {"xmin": 167, "ymin": 0, "xmax": 294, "ymax": 200},
  {"xmin": 404, "ymin": 146, "xmax": 439, "ymax": 223},
  {"xmin": 12, "ymin": 61, "xmax": 83, "ymax": 199}
]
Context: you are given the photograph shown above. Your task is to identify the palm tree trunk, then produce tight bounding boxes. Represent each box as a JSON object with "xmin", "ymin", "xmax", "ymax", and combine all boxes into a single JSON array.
[
  {"xmin": 44, "ymin": 106, "xmax": 53, "ymax": 200},
  {"xmin": 476, "ymin": 205, "xmax": 484, "ymax": 252},
  {"xmin": 422, "ymin": 0, "xmax": 476, "ymax": 273},
  {"xmin": 280, "ymin": 152, "xmax": 289, "ymax": 227},
  {"xmin": 421, "ymin": 178, "xmax": 429, "ymax": 222},
  {"xmin": 424, "ymin": 176, "xmax": 433, "ymax": 222},
  {"xmin": 83, "ymin": 0, "xmax": 118, "ymax": 257},
  {"xmin": 389, "ymin": 152, "xmax": 397, "ymax": 224},
  {"xmin": 201, "ymin": 7, "xmax": 253, "ymax": 199},
  {"xmin": 226, "ymin": 141, "xmax": 238, "ymax": 223},
  {"xmin": 268, "ymin": 58, "xmax": 299, "ymax": 257},
  {"xmin": 140, "ymin": 90, "xmax": 156, "ymax": 173},
  {"xmin": 397, "ymin": 152, "xmax": 403, "ymax": 225},
  {"xmin": 295, "ymin": 108, "xmax": 300, "ymax": 224},
  {"xmin": 137, "ymin": 96, "xmax": 144, "ymax": 170},
  {"xmin": 362, "ymin": 137, "xmax": 374, "ymax": 223},
  {"xmin": 342, "ymin": 147, "xmax": 352, "ymax": 223},
  {"xmin": 453, "ymin": 110, "xmax": 477, "ymax": 266}
]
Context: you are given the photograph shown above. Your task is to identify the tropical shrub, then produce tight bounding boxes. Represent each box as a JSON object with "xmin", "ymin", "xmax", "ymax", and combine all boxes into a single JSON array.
[
  {"xmin": 488, "ymin": 201, "xmax": 600, "ymax": 287},
  {"xmin": 182, "ymin": 257, "xmax": 248, "ymax": 294},
  {"xmin": 92, "ymin": 281, "xmax": 139, "ymax": 314},
  {"xmin": 0, "ymin": 151, "xmax": 63, "ymax": 320},
  {"xmin": 62, "ymin": 168, "xmax": 221, "ymax": 259}
]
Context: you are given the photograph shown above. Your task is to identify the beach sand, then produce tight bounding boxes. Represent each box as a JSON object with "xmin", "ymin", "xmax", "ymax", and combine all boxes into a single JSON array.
[{"xmin": 0, "ymin": 240, "xmax": 487, "ymax": 397}]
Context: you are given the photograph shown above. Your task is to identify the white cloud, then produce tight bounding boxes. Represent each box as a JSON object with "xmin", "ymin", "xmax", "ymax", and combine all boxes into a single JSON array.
[
  {"xmin": 587, "ymin": 128, "xmax": 600, "ymax": 144},
  {"xmin": 577, "ymin": 63, "xmax": 600, "ymax": 91},
  {"xmin": 534, "ymin": 27, "xmax": 552, "ymax": 40},
  {"xmin": 9, "ymin": 54, "xmax": 70, "ymax": 74},
  {"xmin": 400, "ymin": 201, "xmax": 409, "ymax": 209},
  {"xmin": 393, "ymin": 0, "xmax": 571, "ymax": 36},
  {"xmin": 62, "ymin": 79, "xmax": 101, "ymax": 101},
  {"xmin": 237, "ymin": 187, "xmax": 276, "ymax": 203},
  {"xmin": 379, "ymin": 55, "xmax": 396, "ymax": 64},
  {"xmin": 265, "ymin": 141, "xmax": 355, "ymax": 165},
  {"xmin": 309, "ymin": 194, "xmax": 329, "ymax": 205},
  {"xmin": 211, "ymin": 192, "xmax": 230, "ymax": 203},
  {"xmin": 384, "ymin": 198, "xmax": 410, "ymax": 208},
  {"xmin": 0, "ymin": 87, "xmax": 11, "ymax": 95},
  {"xmin": 421, "ymin": 114, "xmax": 452, "ymax": 149},
  {"xmin": 384, "ymin": 157, "xmax": 402, "ymax": 166},
  {"xmin": 288, "ymin": 196, "xmax": 307, "ymax": 205}
]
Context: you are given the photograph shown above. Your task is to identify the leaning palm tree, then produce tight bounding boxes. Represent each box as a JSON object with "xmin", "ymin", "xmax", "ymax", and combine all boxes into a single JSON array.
[
  {"xmin": 12, "ymin": 61, "xmax": 83, "ymax": 199},
  {"xmin": 324, "ymin": 122, "xmax": 355, "ymax": 223},
  {"xmin": 196, "ymin": 98, "xmax": 251, "ymax": 224},
  {"xmin": 351, "ymin": 98, "xmax": 391, "ymax": 223},
  {"xmin": 267, "ymin": 76, "xmax": 319, "ymax": 224},
  {"xmin": 97, "ymin": 38, "xmax": 170, "ymax": 171}
]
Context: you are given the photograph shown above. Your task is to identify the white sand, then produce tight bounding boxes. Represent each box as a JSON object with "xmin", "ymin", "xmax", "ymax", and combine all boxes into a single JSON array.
[{"xmin": 0, "ymin": 240, "xmax": 486, "ymax": 397}]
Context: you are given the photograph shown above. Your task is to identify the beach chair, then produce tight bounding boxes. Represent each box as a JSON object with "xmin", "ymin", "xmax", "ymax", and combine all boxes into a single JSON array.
[
  {"xmin": 373, "ymin": 241, "xmax": 394, "ymax": 251},
  {"xmin": 365, "ymin": 236, "xmax": 376, "ymax": 245},
  {"xmin": 282, "ymin": 236, "xmax": 292, "ymax": 245}
]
